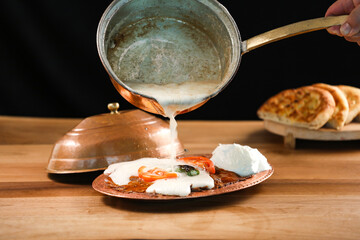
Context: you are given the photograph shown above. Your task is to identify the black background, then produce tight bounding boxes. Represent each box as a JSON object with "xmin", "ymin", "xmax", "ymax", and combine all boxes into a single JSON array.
[{"xmin": 0, "ymin": 0, "xmax": 359, "ymax": 120}]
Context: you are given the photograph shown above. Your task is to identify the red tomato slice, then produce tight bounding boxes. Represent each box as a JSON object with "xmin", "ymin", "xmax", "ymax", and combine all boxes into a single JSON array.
[
  {"xmin": 138, "ymin": 166, "xmax": 178, "ymax": 182},
  {"xmin": 177, "ymin": 156, "xmax": 216, "ymax": 174}
]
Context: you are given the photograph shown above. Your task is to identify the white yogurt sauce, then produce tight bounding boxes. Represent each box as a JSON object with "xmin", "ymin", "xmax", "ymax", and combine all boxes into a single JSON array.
[
  {"xmin": 104, "ymin": 144, "xmax": 271, "ymax": 197},
  {"xmin": 146, "ymin": 172, "xmax": 214, "ymax": 196},
  {"xmin": 210, "ymin": 143, "xmax": 271, "ymax": 177},
  {"xmin": 104, "ymin": 157, "xmax": 214, "ymax": 197}
]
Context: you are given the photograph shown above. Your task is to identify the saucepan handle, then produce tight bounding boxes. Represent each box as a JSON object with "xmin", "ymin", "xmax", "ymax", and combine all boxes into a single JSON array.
[{"xmin": 241, "ymin": 15, "xmax": 348, "ymax": 55}]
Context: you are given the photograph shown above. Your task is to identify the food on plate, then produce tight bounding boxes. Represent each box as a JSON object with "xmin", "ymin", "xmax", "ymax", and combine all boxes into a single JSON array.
[
  {"xmin": 104, "ymin": 144, "xmax": 271, "ymax": 197},
  {"xmin": 210, "ymin": 144, "xmax": 271, "ymax": 177},
  {"xmin": 337, "ymin": 85, "xmax": 360, "ymax": 124},
  {"xmin": 257, "ymin": 86, "xmax": 336, "ymax": 130},
  {"xmin": 312, "ymin": 83, "xmax": 349, "ymax": 129},
  {"xmin": 179, "ymin": 156, "xmax": 216, "ymax": 174}
]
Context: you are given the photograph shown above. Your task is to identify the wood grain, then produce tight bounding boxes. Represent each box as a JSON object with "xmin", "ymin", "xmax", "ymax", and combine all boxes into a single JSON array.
[
  {"xmin": 0, "ymin": 116, "xmax": 81, "ymax": 144},
  {"xmin": 1, "ymin": 116, "xmax": 360, "ymax": 239}
]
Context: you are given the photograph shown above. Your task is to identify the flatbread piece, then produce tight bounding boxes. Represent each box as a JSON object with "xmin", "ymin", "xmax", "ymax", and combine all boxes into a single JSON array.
[
  {"xmin": 313, "ymin": 83, "xmax": 349, "ymax": 130},
  {"xmin": 337, "ymin": 85, "xmax": 360, "ymax": 124},
  {"xmin": 258, "ymin": 86, "xmax": 336, "ymax": 129}
]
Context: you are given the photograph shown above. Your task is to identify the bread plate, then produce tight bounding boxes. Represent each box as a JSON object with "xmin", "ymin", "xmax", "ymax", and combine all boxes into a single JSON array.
[{"xmin": 264, "ymin": 120, "xmax": 360, "ymax": 148}]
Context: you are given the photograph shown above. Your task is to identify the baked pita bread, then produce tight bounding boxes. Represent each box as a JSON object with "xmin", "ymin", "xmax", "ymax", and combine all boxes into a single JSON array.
[
  {"xmin": 312, "ymin": 83, "xmax": 349, "ymax": 130},
  {"xmin": 337, "ymin": 85, "xmax": 360, "ymax": 124},
  {"xmin": 257, "ymin": 86, "xmax": 335, "ymax": 129}
]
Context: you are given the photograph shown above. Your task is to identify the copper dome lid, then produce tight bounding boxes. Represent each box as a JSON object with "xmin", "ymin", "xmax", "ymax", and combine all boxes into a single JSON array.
[{"xmin": 47, "ymin": 103, "xmax": 184, "ymax": 174}]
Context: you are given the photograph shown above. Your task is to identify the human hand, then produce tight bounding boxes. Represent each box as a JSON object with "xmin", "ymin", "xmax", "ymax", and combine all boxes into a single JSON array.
[{"xmin": 326, "ymin": 0, "xmax": 360, "ymax": 45}]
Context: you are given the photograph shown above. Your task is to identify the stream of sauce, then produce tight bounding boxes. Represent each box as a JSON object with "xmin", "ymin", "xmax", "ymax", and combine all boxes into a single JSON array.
[
  {"xmin": 107, "ymin": 16, "xmax": 224, "ymax": 159},
  {"xmin": 105, "ymin": 17, "xmax": 233, "ymax": 196},
  {"xmin": 125, "ymin": 81, "xmax": 221, "ymax": 159}
]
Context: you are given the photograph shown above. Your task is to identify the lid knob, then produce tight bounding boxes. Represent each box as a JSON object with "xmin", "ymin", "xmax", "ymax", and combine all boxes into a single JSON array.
[{"xmin": 107, "ymin": 102, "xmax": 120, "ymax": 114}]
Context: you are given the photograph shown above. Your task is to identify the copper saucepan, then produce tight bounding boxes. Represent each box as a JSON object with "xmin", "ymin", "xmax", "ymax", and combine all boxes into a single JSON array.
[{"xmin": 97, "ymin": 0, "xmax": 347, "ymax": 116}]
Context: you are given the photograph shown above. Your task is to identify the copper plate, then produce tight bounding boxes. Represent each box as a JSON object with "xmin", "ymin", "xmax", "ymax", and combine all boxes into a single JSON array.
[{"xmin": 92, "ymin": 167, "xmax": 273, "ymax": 200}]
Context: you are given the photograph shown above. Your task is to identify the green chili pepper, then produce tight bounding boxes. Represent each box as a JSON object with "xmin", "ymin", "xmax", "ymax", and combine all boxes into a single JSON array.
[{"xmin": 175, "ymin": 165, "xmax": 199, "ymax": 176}]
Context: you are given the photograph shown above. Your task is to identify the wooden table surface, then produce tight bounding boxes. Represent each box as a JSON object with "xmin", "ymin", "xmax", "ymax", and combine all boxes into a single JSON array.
[{"xmin": 1, "ymin": 116, "xmax": 360, "ymax": 239}]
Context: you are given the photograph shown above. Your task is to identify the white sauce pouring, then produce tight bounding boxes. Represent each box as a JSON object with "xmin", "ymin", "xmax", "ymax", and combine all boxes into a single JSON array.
[
  {"xmin": 105, "ymin": 18, "xmax": 271, "ymax": 197},
  {"xmin": 126, "ymin": 80, "xmax": 221, "ymax": 159},
  {"xmin": 108, "ymin": 17, "xmax": 224, "ymax": 159}
]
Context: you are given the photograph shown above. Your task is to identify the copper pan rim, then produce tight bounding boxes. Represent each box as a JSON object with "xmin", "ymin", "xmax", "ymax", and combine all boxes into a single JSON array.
[{"xmin": 96, "ymin": 0, "xmax": 242, "ymax": 115}]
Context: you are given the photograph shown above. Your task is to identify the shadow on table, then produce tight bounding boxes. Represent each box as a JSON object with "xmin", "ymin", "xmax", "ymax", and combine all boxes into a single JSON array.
[
  {"xmin": 101, "ymin": 184, "xmax": 264, "ymax": 213},
  {"xmin": 295, "ymin": 139, "xmax": 360, "ymax": 150},
  {"xmin": 48, "ymin": 171, "xmax": 103, "ymax": 184}
]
